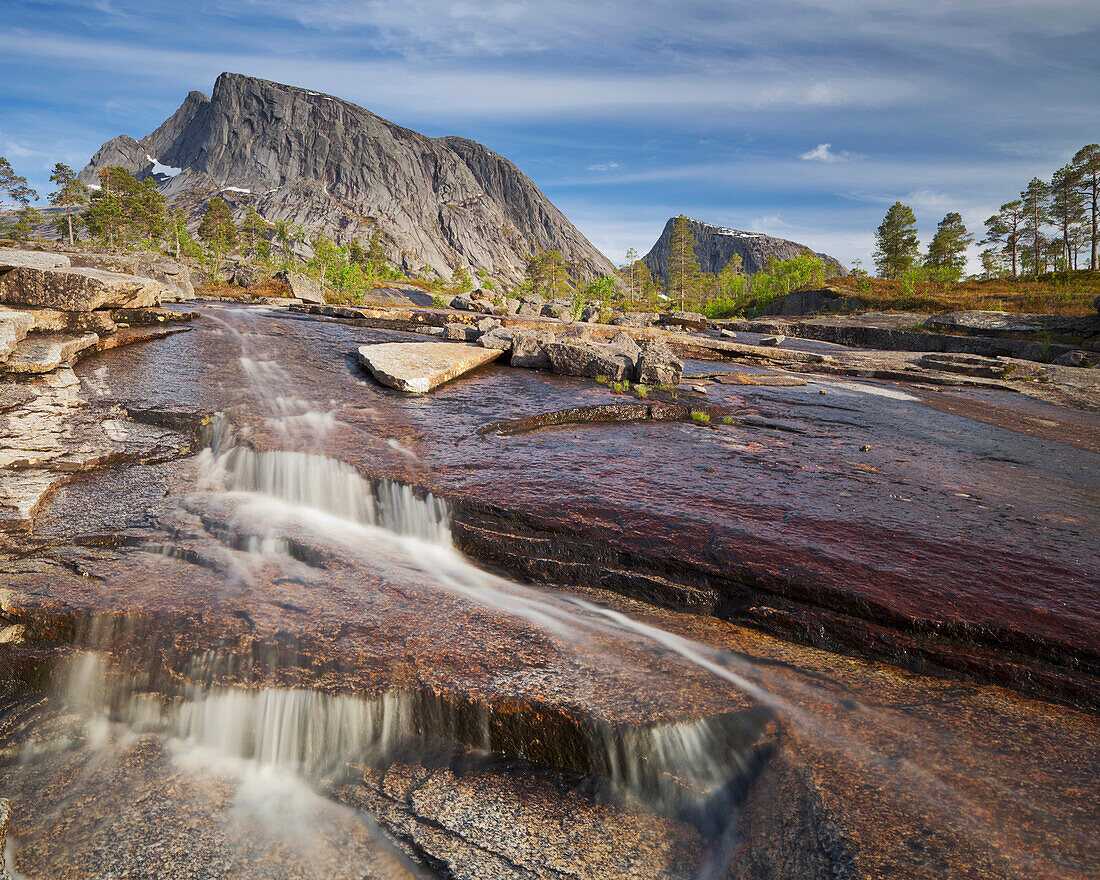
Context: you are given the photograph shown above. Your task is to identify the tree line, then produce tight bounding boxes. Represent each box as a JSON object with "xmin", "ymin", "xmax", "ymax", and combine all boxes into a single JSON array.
[{"xmin": 874, "ymin": 143, "xmax": 1100, "ymax": 281}]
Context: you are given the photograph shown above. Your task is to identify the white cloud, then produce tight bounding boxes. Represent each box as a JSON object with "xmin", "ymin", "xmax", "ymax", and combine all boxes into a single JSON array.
[
  {"xmin": 800, "ymin": 143, "xmax": 850, "ymax": 163},
  {"xmin": 587, "ymin": 161, "xmax": 620, "ymax": 172}
]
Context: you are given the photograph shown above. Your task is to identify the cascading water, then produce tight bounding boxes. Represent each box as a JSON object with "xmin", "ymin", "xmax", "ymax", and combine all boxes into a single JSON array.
[{"xmin": 14, "ymin": 305, "xmax": 1081, "ymax": 880}]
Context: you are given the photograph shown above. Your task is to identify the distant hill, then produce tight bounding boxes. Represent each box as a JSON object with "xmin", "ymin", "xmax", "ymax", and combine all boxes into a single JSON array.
[
  {"xmin": 643, "ymin": 217, "xmax": 847, "ymax": 281},
  {"xmin": 79, "ymin": 72, "xmax": 615, "ymax": 286}
]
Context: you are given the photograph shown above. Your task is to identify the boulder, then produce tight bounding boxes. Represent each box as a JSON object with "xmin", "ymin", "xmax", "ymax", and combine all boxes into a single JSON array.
[
  {"xmin": 541, "ymin": 303, "xmax": 566, "ymax": 319},
  {"xmin": 1094, "ymin": 294, "xmax": 1100, "ymax": 313},
  {"xmin": 0, "ymin": 249, "xmax": 70, "ymax": 270},
  {"xmin": 609, "ymin": 331, "xmax": 642, "ymax": 358},
  {"xmin": 276, "ymin": 272, "xmax": 324, "ymax": 304},
  {"xmin": 413, "ymin": 326, "xmax": 445, "ymax": 337},
  {"xmin": 659, "ymin": 310, "xmax": 708, "ymax": 332},
  {"xmin": 478, "ymin": 326, "xmax": 514, "ymax": 351},
  {"xmin": 760, "ymin": 288, "xmax": 866, "ymax": 317},
  {"xmin": 636, "ymin": 341, "xmax": 684, "ymax": 386},
  {"xmin": 443, "ymin": 323, "xmax": 480, "ymax": 342},
  {"xmin": 517, "ymin": 297, "xmax": 543, "ymax": 316},
  {"xmin": 477, "ymin": 316, "xmax": 502, "ymax": 333},
  {"xmin": 580, "ymin": 303, "xmax": 602, "ymax": 323},
  {"xmin": 503, "ymin": 297, "xmax": 521, "ymax": 315},
  {"xmin": 357, "ymin": 341, "xmax": 503, "ymax": 392},
  {"xmin": 510, "ymin": 329, "xmax": 554, "ymax": 370},
  {"xmin": 546, "ymin": 340, "xmax": 634, "ymax": 382},
  {"xmin": 230, "ymin": 263, "xmax": 266, "ymax": 288},
  {"xmin": 59, "ymin": 251, "xmax": 194, "ymax": 302},
  {"xmin": 1052, "ymin": 349, "xmax": 1099, "ymax": 368},
  {"xmin": 612, "ymin": 311, "xmax": 659, "ymax": 328},
  {"xmin": 0, "ymin": 265, "xmax": 163, "ymax": 311}
]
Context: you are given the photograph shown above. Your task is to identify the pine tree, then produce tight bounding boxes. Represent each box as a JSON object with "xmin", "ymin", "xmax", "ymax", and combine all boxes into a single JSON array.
[
  {"xmin": 925, "ymin": 212, "xmax": 973, "ymax": 279},
  {"xmin": 48, "ymin": 163, "xmax": 88, "ymax": 245},
  {"xmin": 665, "ymin": 215, "xmax": 701, "ymax": 310},
  {"xmin": 198, "ymin": 197, "xmax": 238, "ymax": 266},
  {"xmin": 241, "ymin": 207, "xmax": 267, "ymax": 258},
  {"xmin": 1071, "ymin": 144, "xmax": 1100, "ymax": 271},
  {"xmin": 365, "ymin": 232, "xmax": 387, "ymax": 275},
  {"xmin": 0, "ymin": 157, "xmax": 38, "ymax": 212},
  {"xmin": 873, "ymin": 202, "xmax": 919, "ymax": 278},
  {"xmin": 982, "ymin": 201, "xmax": 1024, "ymax": 279},
  {"xmin": 82, "ymin": 167, "xmax": 166, "ymax": 248},
  {"xmin": 1019, "ymin": 177, "xmax": 1050, "ymax": 276},
  {"xmin": 1049, "ymin": 165, "xmax": 1086, "ymax": 270},
  {"xmin": 620, "ymin": 247, "xmax": 639, "ymax": 306},
  {"xmin": 8, "ymin": 206, "xmax": 42, "ymax": 241}
]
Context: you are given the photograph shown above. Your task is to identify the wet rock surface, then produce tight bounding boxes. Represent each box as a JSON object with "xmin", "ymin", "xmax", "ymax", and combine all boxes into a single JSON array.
[{"xmin": 0, "ymin": 303, "xmax": 1098, "ymax": 878}]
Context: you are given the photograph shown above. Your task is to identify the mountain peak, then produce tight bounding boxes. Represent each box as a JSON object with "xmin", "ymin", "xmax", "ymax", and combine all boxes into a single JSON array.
[{"xmin": 79, "ymin": 75, "xmax": 614, "ymax": 286}]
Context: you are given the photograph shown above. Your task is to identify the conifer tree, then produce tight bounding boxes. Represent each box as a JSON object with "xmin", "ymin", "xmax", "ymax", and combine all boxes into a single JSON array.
[
  {"xmin": 198, "ymin": 197, "xmax": 238, "ymax": 267},
  {"xmin": 873, "ymin": 202, "xmax": 919, "ymax": 279},
  {"xmin": 1019, "ymin": 177, "xmax": 1050, "ymax": 276},
  {"xmin": 1049, "ymin": 165, "xmax": 1086, "ymax": 270},
  {"xmin": 82, "ymin": 167, "xmax": 166, "ymax": 248},
  {"xmin": 925, "ymin": 212, "xmax": 973, "ymax": 279},
  {"xmin": 1071, "ymin": 144, "xmax": 1100, "ymax": 270},
  {"xmin": 620, "ymin": 247, "xmax": 639, "ymax": 307},
  {"xmin": 665, "ymin": 215, "xmax": 701, "ymax": 310},
  {"xmin": 241, "ymin": 207, "xmax": 267, "ymax": 258},
  {"xmin": 0, "ymin": 157, "xmax": 38, "ymax": 213},
  {"xmin": 48, "ymin": 163, "xmax": 88, "ymax": 245},
  {"xmin": 983, "ymin": 200, "xmax": 1024, "ymax": 278}
]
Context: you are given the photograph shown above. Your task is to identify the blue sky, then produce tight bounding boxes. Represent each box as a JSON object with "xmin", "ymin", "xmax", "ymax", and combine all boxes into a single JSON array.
[{"xmin": 2, "ymin": 0, "xmax": 1098, "ymax": 271}]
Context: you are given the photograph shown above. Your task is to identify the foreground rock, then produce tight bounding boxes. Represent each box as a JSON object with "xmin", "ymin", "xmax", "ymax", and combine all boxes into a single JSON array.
[
  {"xmin": 358, "ymin": 341, "xmax": 503, "ymax": 392},
  {"xmin": 0, "ymin": 248, "xmax": 165, "ymax": 311}
]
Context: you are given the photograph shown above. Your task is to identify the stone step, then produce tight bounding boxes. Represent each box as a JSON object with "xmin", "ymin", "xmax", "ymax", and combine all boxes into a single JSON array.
[
  {"xmin": 1, "ymin": 331, "xmax": 99, "ymax": 374},
  {"xmin": 0, "ymin": 309, "xmax": 36, "ymax": 362}
]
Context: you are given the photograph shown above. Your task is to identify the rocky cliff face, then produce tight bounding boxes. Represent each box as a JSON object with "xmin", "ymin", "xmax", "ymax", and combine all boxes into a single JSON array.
[
  {"xmin": 643, "ymin": 217, "xmax": 847, "ymax": 281},
  {"xmin": 80, "ymin": 73, "xmax": 615, "ymax": 286}
]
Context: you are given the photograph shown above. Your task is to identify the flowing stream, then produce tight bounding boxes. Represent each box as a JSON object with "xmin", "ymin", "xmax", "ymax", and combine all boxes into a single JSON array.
[{"xmin": 6, "ymin": 304, "xmax": 1094, "ymax": 880}]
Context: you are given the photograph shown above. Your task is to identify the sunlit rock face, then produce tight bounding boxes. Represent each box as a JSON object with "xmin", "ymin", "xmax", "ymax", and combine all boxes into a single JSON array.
[{"xmin": 79, "ymin": 72, "xmax": 617, "ymax": 287}]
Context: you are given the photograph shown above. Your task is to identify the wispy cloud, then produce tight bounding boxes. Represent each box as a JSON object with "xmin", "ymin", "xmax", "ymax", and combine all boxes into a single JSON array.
[{"xmin": 587, "ymin": 161, "xmax": 620, "ymax": 172}]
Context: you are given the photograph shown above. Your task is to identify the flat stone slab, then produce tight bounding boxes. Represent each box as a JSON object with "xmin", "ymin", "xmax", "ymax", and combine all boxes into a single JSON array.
[
  {"xmin": 0, "ymin": 248, "xmax": 71, "ymax": 271},
  {"xmin": 0, "ymin": 265, "xmax": 163, "ymax": 311},
  {"xmin": 358, "ymin": 341, "xmax": 502, "ymax": 393},
  {"xmin": 1, "ymin": 331, "xmax": 99, "ymax": 374}
]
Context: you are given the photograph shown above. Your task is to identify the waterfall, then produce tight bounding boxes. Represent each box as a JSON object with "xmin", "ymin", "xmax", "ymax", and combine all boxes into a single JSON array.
[{"xmin": 199, "ymin": 414, "xmax": 452, "ymax": 547}]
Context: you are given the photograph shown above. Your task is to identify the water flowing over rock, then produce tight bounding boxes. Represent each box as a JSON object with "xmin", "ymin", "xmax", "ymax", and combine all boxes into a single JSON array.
[
  {"xmin": 643, "ymin": 217, "xmax": 847, "ymax": 281},
  {"xmin": 79, "ymin": 72, "xmax": 616, "ymax": 287}
]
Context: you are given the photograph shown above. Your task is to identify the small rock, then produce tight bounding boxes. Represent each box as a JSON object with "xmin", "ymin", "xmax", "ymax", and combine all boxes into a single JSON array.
[
  {"xmin": 580, "ymin": 303, "xmax": 601, "ymax": 323},
  {"xmin": 659, "ymin": 310, "xmax": 708, "ymax": 332},
  {"xmin": 860, "ymin": 444, "xmax": 872, "ymax": 451},
  {"xmin": 510, "ymin": 329, "xmax": 554, "ymax": 370},
  {"xmin": 477, "ymin": 316, "xmax": 502, "ymax": 333},
  {"xmin": 442, "ymin": 323, "xmax": 479, "ymax": 341},
  {"xmin": 759, "ymin": 335, "xmax": 785, "ymax": 346},
  {"xmin": 609, "ymin": 331, "xmax": 641, "ymax": 357},
  {"xmin": 541, "ymin": 303, "xmax": 565, "ymax": 319},
  {"xmin": 478, "ymin": 326, "xmax": 514, "ymax": 351},
  {"xmin": 612, "ymin": 311, "xmax": 659, "ymax": 328},
  {"xmin": 690, "ymin": 384, "xmax": 707, "ymax": 394},
  {"xmin": 413, "ymin": 326, "xmax": 445, "ymax": 337}
]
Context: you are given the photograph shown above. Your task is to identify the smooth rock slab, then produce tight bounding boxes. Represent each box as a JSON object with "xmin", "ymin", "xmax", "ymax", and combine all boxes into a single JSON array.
[{"xmin": 358, "ymin": 342, "xmax": 503, "ymax": 393}]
